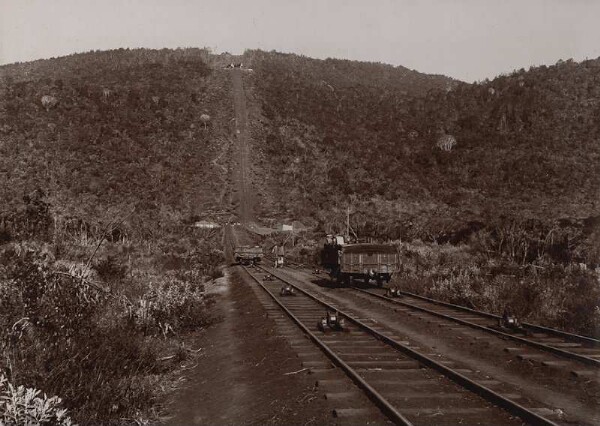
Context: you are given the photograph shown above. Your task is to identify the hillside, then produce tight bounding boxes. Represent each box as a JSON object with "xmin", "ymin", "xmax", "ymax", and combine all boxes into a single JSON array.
[
  {"xmin": 0, "ymin": 48, "xmax": 233, "ymax": 237},
  {"xmin": 243, "ymin": 52, "xmax": 600, "ymax": 260}
]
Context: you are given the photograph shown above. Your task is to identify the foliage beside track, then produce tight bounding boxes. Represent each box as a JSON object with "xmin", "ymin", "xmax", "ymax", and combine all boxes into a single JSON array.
[
  {"xmin": 0, "ymin": 49, "xmax": 229, "ymax": 423},
  {"xmin": 397, "ymin": 241, "xmax": 600, "ymax": 337}
]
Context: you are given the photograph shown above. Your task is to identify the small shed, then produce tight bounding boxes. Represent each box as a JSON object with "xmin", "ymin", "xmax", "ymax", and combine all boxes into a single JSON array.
[
  {"xmin": 192, "ymin": 220, "xmax": 221, "ymax": 229},
  {"xmin": 278, "ymin": 224, "xmax": 293, "ymax": 232}
]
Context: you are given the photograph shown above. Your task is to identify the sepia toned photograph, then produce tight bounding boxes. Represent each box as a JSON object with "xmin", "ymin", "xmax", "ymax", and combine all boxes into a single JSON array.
[{"xmin": 1, "ymin": 1, "xmax": 599, "ymax": 424}]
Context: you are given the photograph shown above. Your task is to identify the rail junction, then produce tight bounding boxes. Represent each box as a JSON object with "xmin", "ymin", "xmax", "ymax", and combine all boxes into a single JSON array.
[{"xmin": 237, "ymin": 261, "xmax": 600, "ymax": 425}]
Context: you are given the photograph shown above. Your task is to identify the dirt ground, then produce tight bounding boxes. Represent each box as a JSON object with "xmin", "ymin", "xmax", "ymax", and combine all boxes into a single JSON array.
[{"xmin": 161, "ymin": 267, "xmax": 336, "ymax": 425}]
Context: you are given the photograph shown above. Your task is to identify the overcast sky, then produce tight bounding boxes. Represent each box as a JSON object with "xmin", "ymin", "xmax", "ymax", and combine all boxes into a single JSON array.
[{"xmin": 1, "ymin": 0, "xmax": 599, "ymax": 81}]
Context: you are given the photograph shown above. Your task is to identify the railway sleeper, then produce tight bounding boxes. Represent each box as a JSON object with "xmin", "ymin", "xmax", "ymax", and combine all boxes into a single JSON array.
[
  {"xmin": 315, "ymin": 379, "xmax": 349, "ymax": 391},
  {"xmin": 334, "ymin": 346, "xmax": 389, "ymax": 353},
  {"xmin": 308, "ymin": 368, "xmax": 339, "ymax": 376},
  {"xmin": 570, "ymin": 369, "xmax": 600, "ymax": 379},
  {"xmin": 541, "ymin": 360, "xmax": 571, "ymax": 368},
  {"xmin": 348, "ymin": 360, "xmax": 420, "ymax": 369},
  {"xmin": 337, "ymin": 353, "xmax": 405, "ymax": 359},
  {"xmin": 517, "ymin": 353, "xmax": 552, "ymax": 362},
  {"xmin": 332, "ymin": 407, "xmax": 374, "ymax": 420},
  {"xmin": 319, "ymin": 338, "xmax": 376, "ymax": 345},
  {"xmin": 302, "ymin": 360, "xmax": 333, "ymax": 369},
  {"xmin": 545, "ymin": 342, "xmax": 582, "ymax": 348},
  {"xmin": 324, "ymin": 391, "xmax": 365, "ymax": 402},
  {"xmin": 403, "ymin": 407, "xmax": 502, "ymax": 416},
  {"xmin": 384, "ymin": 391, "xmax": 466, "ymax": 401},
  {"xmin": 371, "ymin": 382, "xmax": 446, "ymax": 393}
]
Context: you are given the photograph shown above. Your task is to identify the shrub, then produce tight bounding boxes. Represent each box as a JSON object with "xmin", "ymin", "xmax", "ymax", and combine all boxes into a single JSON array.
[
  {"xmin": 132, "ymin": 275, "xmax": 212, "ymax": 336},
  {"xmin": 0, "ymin": 374, "xmax": 74, "ymax": 426},
  {"xmin": 0, "ymin": 245, "xmax": 161, "ymax": 422},
  {"xmin": 94, "ymin": 255, "xmax": 127, "ymax": 282}
]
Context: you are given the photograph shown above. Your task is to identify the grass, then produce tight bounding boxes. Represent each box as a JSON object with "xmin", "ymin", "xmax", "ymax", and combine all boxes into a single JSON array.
[
  {"xmin": 0, "ymin": 225, "xmax": 223, "ymax": 424},
  {"xmin": 394, "ymin": 240, "xmax": 600, "ymax": 337}
]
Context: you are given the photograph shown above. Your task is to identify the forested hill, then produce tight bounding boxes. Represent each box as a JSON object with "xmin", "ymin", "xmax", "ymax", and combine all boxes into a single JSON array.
[
  {"xmin": 0, "ymin": 48, "xmax": 232, "ymax": 239},
  {"xmin": 1, "ymin": 48, "xmax": 599, "ymax": 262},
  {"xmin": 245, "ymin": 51, "xmax": 600, "ymax": 262}
]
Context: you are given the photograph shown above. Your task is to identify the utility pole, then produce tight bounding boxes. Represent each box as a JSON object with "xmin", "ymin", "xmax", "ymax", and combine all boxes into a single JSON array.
[{"xmin": 346, "ymin": 206, "xmax": 350, "ymax": 241}]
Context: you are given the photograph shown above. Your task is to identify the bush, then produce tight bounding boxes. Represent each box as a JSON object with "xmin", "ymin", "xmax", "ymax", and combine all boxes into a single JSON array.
[
  {"xmin": 94, "ymin": 255, "xmax": 127, "ymax": 282},
  {"xmin": 395, "ymin": 241, "xmax": 600, "ymax": 337},
  {"xmin": 0, "ymin": 374, "xmax": 73, "ymax": 426},
  {"xmin": 132, "ymin": 275, "xmax": 213, "ymax": 336},
  {"xmin": 0, "ymin": 245, "xmax": 161, "ymax": 422}
]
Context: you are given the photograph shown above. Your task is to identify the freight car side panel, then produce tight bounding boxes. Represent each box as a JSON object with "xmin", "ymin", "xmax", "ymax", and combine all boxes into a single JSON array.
[
  {"xmin": 340, "ymin": 252, "xmax": 398, "ymax": 274},
  {"xmin": 234, "ymin": 246, "xmax": 263, "ymax": 264}
]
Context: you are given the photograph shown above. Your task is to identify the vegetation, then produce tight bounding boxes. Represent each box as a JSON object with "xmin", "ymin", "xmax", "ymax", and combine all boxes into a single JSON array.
[
  {"xmin": 1, "ymin": 374, "xmax": 73, "ymax": 426},
  {"xmin": 1, "ymin": 46, "xmax": 599, "ymax": 422},
  {"xmin": 0, "ymin": 48, "xmax": 229, "ymax": 423},
  {"xmin": 242, "ymin": 50, "xmax": 600, "ymax": 336}
]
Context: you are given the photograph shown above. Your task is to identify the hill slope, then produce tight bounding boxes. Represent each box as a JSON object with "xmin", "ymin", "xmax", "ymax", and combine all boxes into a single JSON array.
[
  {"xmin": 244, "ymin": 52, "xmax": 600, "ymax": 258},
  {"xmin": 0, "ymin": 48, "xmax": 233, "ymax": 237}
]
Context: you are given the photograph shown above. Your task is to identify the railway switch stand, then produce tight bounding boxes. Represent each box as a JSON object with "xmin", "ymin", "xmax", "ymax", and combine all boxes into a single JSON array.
[
  {"xmin": 280, "ymin": 284, "xmax": 295, "ymax": 296},
  {"xmin": 385, "ymin": 286, "xmax": 402, "ymax": 298},
  {"xmin": 499, "ymin": 307, "xmax": 524, "ymax": 332},
  {"xmin": 318, "ymin": 310, "xmax": 345, "ymax": 332}
]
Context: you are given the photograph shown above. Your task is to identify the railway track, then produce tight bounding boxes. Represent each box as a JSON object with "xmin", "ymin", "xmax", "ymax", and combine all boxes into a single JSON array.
[
  {"xmin": 267, "ymin": 259, "xmax": 600, "ymax": 370},
  {"xmin": 350, "ymin": 286, "xmax": 600, "ymax": 370},
  {"xmin": 245, "ymin": 264, "xmax": 566, "ymax": 426}
]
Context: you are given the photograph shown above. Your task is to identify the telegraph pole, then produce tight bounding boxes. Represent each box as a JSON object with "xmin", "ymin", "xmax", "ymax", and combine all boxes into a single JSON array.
[{"xmin": 346, "ymin": 206, "xmax": 350, "ymax": 241}]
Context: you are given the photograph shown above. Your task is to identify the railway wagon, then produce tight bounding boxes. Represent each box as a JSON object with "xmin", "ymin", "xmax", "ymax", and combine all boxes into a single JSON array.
[
  {"xmin": 234, "ymin": 245, "xmax": 263, "ymax": 265},
  {"xmin": 321, "ymin": 235, "xmax": 399, "ymax": 286}
]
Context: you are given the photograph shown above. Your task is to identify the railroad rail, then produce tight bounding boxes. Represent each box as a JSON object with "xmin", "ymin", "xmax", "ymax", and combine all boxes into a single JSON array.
[
  {"xmin": 267, "ymin": 260, "xmax": 600, "ymax": 368},
  {"xmin": 349, "ymin": 286, "xmax": 600, "ymax": 368},
  {"xmin": 246, "ymin": 264, "xmax": 562, "ymax": 426}
]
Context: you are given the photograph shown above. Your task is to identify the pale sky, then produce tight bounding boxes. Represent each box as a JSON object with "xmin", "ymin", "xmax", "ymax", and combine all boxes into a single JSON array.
[{"xmin": 1, "ymin": 0, "xmax": 599, "ymax": 82}]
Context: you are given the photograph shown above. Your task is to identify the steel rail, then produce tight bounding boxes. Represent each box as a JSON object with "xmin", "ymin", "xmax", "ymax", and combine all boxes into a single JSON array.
[
  {"xmin": 351, "ymin": 287, "xmax": 600, "ymax": 368},
  {"xmin": 279, "ymin": 262, "xmax": 599, "ymax": 348},
  {"xmin": 242, "ymin": 266, "xmax": 414, "ymax": 426},
  {"xmin": 279, "ymin": 261, "xmax": 599, "ymax": 364},
  {"xmin": 259, "ymin": 265, "xmax": 559, "ymax": 426},
  {"xmin": 395, "ymin": 289, "xmax": 600, "ymax": 347}
]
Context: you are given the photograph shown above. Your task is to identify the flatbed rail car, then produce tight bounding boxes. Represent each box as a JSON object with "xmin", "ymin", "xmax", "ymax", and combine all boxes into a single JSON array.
[
  {"xmin": 234, "ymin": 245, "xmax": 263, "ymax": 265},
  {"xmin": 321, "ymin": 235, "xmax": 399, "ymax": 286}
]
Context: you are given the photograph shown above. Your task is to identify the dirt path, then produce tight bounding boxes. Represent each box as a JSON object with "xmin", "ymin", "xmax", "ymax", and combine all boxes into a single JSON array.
[{"xmin": 163, "ymin": 267, "xmax": 334, "ymax": 425}]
